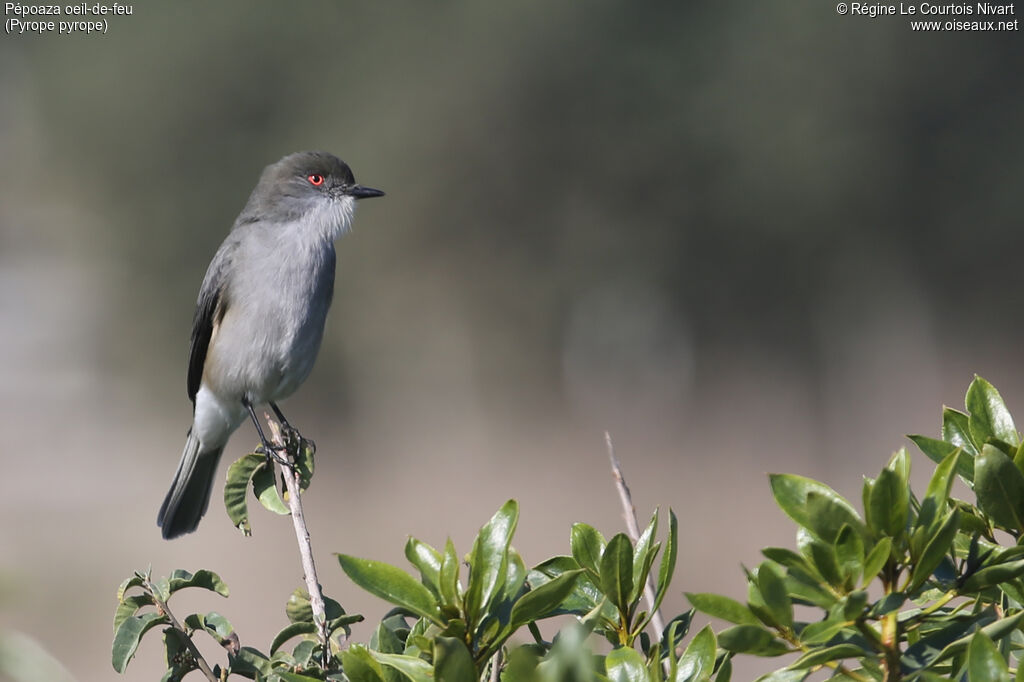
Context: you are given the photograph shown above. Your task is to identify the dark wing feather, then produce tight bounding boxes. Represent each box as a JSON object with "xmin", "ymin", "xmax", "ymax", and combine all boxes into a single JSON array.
[{"xmin": 187, "ymin": 244, "xmax": 234, "ymax": 403}]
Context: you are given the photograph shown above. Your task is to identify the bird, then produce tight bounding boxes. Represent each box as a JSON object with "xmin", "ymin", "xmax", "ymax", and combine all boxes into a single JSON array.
[{"xmin": 158, "ymin": 151, "xmax": 384, "ymax": 539}]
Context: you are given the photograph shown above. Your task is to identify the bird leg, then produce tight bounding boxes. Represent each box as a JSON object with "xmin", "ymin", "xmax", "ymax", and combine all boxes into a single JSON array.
[
  {"xmin": 269, "ymin": 402, "xmax": 315, "ymax": 455},
  {"xmin": 269, "ymin": 401, "xmax": 299, "ymax": 437},
  {"xmin": 268, "ymin": 401, "xmax": 290, "ymax": 427}
]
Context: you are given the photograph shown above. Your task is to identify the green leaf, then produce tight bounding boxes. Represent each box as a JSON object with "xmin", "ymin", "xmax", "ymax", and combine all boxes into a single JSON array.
[
  {"xmin": 908, "ymin": 509, "xmax": 959, "ymax": 592},
  {"xmin": 675, "ymin": 625, "xmax": 716, "ymax": 682},
  {"xmin": 905, "ymin": 610, "xmax": 1024, "ymax": 670},
  {"xmin": 327, "ymin": 612, "xmax": 363, "ymax": 638},
  {"xmin": 842, "ymin": 588, "xmax": 868, "ymax": 620},
  {"xmin": 861, "ymin": 475, "xmax": 875, "ymax": 527},
  {"xmin": 605, "ymin": 646, "xmax": 649, "ymax": 682},
  {"xmin": 841, "ymin": 589, "xmax": 868, "ymax": 619},
  {"xmin": 167, "ymin": 569, "xmax": 230, "ymax": 597},
  {"xmin": 161, "ymin": 628, "xmax": 194, "ymax": 680},
  {"xmin": 960, "ymin": 558, "xmax": 1024, "ymax": 592},
  {"xmin": 600, "ymin": 533, "xmax": 635, "ymax": 616},
  {"xmin": 631, "ymin": 512, "xmax": 659, "ymax": 602},
  {"xmin": 910, "ymin": 434, "xmax": 974, "ymax": 481},
  {"xmin": 753, "ymin": 671, "xmax": 808, "ymax": 682},
  {"xmin": 861, "ymin": 537, "xmax": 892, "ymax": 588},
  {"xmin": 797, "ymin": 615, "xmax": 849, "ymax": 645},
  {"xmin": 229, "ymin": 646, "xmax": 272, "ymax": 677},
  {"xmin": 769, "ymin": 474, "xmax": 864, "ymax": 544},
  {"xmin": 439, "ymin": 538, "xmax": 460, "ymax": 608},
  {"xmin": 270, "ymin": 621, "xmax": 316, "ymax": 654},
  {"xmin": 834, "ymin": 525, "xmax": 864, "ymax": 588},
  {"xmin": 150, "ymin": 576, "xmax": 170, "ymax": 603},
  {"xmin": 917, "ymin": 449, "xmax": 962, "ymax": 533},
  {"xmin": 367, "ymin": 651, "xmax": 434, "ymax": 682},
  {"xmin": 924, "ymin": 449, "xmax": 961, "ymax": 506},
  {"xmin": 275, "ymin": 672, "xmax": 325, "ymax": 682},
  {"xmin": 956, "ymin": 504, "xmax": 992, "ymax": 539},
  {"xmin": 654, "ymin": 510, "xmax": 679, "ymax": 615},
  {"xmin": 509, "ymin": 569, "xmax": 584, "ymax": 630},
  {"xmin": 337, "ymin": 554, "xmax": 442, "ymax": 625},
  {"xmin": 116, "ymin": 573, "xmax": 146, "ymax": 602},
  {"xmin": 253, "ymin": 463, "xmax": 289, "ymax": 515},
  {"xmin": 661, "ymin": 614, "xmax": 692, "ymax": 675},
  {"xmin": 784, "ymin": 567, "xmax": 837, "ymax": 610},
  {"xmin": 433, "ymin": 637, "xmax": 476, "ymax": 682},
  {"xmin": 745, "ymin": 582, "xmax": 773, "ymax": 630},
  {"xmin": 756, "ymin": 562, "xmax": 792, "ymax": 630},
  {"xmin": 761, "ymin": 548, "xmax": 811, "ymax": 572},
  {"xmin": 289, "ymin": 639, "xmax": 317, "ymax": 667},
  {"xmin": 714, "ymin": 656, "xmax": 733, "ymax": 682},
  {"xmin": 788, "ymin": 643, "xmax": 865, "ymax": 670},
  {"xmin": 404, "ymin": 537, "xmax": 442, "ymax": 599},
  {"xmin": 869, "ymin": 591, "xmax": 906, "ymax": 618},
  {"xmin": 1014, "ymin": 441, "xmax": 1024, "ymax": 477},
  {"xmin": 993, "ymin": 544, "xmax": 1024, "ymax": 562},
  {"xmin": 113, "ymin": 594, "xmax": 150, "ymax": 633},
  {"xmin": 967, "ymin": 376, "xmax": 1019, "ymax": 447},
  {"xmin": 501, "ymin": 548, "xmax": 529, "ymax": 610},
  {"xmin": 571, "ymin": 523, "xmax": 606, "ymax": 578},
  {"xmin": 465, "ymin": 500, "xmax": 518, "ymax": 627},
  {"xmin": 717, "ymin": 625, "xmax": 789, "ymax": 656},
  {"xmin": 402, "ymin": 616, "xmax": 434, "ymax": 658},
  {"xmin": 529, "ymin": 556, "xmax": 613, "ymax": 619},
  {"xmin": 867, "ymin": 467, "xmax": 909, "ymax": 538},
  {"xmin": 286, "ymin": 588, "xmax": 312, "ymax": 624},
  {"xmin": 684, "ymin": 593, "xmax": 759, "ymax": 626},
  {"xmin": 943, "ymin": 407, "xmax": 979, "ymax": 455},
  {"xmin": 886, "ymin": 447, "xmax": 911, "ymax": 481},
  {"xmin": 111, "ymin": 612, "xmax": 166, "ymax": 672},
  {"xmin": 974, "ymin": 444, "xmax": 1024, "ymax": 532},
  {"xmin": 340, "ymin": 645, "xmax": 386, "ymax": 682},
  {"xmin": 967, "ymin": 630, "xmax": 1011, "ymax": 681},
  {"xmin": 284, "ymin": 588, "xmax": 345, "ymax": 625},
  {"xmin": 224, "ymin": 452, "xmax": 271, "ymax": 534},
  {"xmin": 190, "ymin": 611, "xmax": 235, "ymax": 643},
  {"xmin": 293, "ymin": 437, "xmax": 315, "ymax": 491},
  {"xmin": 803, "ymin": 537, "xmax": 843, "ymax": 589},
  {"xmin": 502, "ymin": 647, "xmax": 542, "ymax": 682}
]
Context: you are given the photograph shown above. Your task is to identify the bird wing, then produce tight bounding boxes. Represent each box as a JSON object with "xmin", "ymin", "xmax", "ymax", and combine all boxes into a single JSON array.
[{"xmin": 187, "ymin": 244, "xmax": 234, "ymax": 403}]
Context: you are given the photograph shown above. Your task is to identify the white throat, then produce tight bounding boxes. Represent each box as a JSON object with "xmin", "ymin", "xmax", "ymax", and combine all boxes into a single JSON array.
[{"xmin": 308, "ymin": 195, "xmax": 357, "ymax": 243}]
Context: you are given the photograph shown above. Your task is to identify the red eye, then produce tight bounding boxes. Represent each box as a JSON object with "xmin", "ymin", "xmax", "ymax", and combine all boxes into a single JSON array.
[{"xmin": 307, "ymin": 174, "xmax": 324, "ymax": 186}]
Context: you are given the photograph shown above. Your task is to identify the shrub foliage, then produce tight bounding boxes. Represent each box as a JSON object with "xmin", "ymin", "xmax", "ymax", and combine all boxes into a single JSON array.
[{"xmin": 114, "ymin": 376, "xmax": 1024, "ymax": 681}]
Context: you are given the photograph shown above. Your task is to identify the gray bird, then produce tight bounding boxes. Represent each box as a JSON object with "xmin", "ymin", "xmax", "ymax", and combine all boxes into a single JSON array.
[{"xmin": 158, "ymin": 151, "xmax": 384, "ymax": 539}]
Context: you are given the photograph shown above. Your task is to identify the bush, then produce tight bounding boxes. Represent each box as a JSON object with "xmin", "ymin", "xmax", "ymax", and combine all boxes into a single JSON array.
[{"xmin": 114, "ymin": 376, "xmax": 1024, "ymax": 681}]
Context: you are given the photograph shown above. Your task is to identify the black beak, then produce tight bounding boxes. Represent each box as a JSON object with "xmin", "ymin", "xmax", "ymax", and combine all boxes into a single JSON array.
[{"xmin": 346, "ymin": 184, "xmax": 385, "ymax": 199}]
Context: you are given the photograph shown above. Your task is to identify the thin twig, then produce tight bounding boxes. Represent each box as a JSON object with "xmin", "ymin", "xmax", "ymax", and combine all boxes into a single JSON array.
[
  {"xmin": 145, "ymin": 576, "xmax": 219, "ymax": 682},
  {"xmin": 489, "ymin": 650, "xmax": 502, "ymax": 682},
  {"xmin": 605, "ymin": 432, "xmax": 665, "ymax": 636},
  {"xmin": 267, "ymin": 417, "xmax": 331, "ymax": 669}
]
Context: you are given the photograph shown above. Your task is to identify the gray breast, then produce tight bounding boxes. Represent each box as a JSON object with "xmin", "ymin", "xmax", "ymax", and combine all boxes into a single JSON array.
[{"xmin": 211, "ymin": 223, "xmax": 337, "ymax": 404}]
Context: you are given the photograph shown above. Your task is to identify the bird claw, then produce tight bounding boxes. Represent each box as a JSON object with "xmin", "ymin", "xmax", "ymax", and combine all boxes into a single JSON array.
[{"xmin": 257, "ymin": 442, "xmax": 292, "ymax": 468}]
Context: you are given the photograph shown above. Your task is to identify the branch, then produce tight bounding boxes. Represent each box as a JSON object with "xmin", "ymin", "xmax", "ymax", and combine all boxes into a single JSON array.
[
  {"xmin": 605, "ymin": 432, "xmax": 665, "ymax": 637},
  {"xmin": 145, "ymin": 576, "xmax": 218, "ymax": 682},
  {"xmin": 489, "ymin": 650, "xmax": 502, "ymax": 682},
  {"xmin": 267, "ymin": 417, "xmax": 331, "ymax": 668}
]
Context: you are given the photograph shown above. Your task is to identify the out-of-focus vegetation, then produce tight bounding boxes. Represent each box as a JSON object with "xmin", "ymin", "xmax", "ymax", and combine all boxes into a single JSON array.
[{"xmin": 4, "ymin": 2, "xmax": 1022, "ymax": 426}]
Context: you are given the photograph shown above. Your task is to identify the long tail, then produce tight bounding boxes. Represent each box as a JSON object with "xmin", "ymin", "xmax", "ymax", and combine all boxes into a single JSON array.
[{"xmin": 157, "ymin": 429, "xmax": 223, "ymax": 539}]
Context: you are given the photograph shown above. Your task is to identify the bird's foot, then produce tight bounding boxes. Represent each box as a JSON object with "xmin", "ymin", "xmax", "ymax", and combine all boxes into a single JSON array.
[{"xmin": 257, "ymin": 442, "xmax": 293, "ymax": 468}]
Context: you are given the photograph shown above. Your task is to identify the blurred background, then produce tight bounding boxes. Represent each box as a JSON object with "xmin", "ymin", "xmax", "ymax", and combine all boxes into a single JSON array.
[{"xmin": 1, "ymin": 2, "xmax": 1022, "ymax": 679}]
